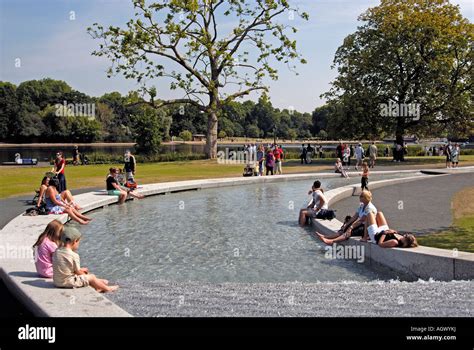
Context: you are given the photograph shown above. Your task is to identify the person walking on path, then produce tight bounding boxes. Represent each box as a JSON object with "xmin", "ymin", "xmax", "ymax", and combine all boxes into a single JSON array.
[
  {"xmin": 306, "ymin": 144, "xmax": 314, "ymax": 164},
  {"xmin": 361, "ymin": 162, "xmax": 370, "ymax": 191},
  {"xmin": 342, "ymin": 144, "xmax": 350, "ymax": 170},
  {"xmin": 72, "ymin": 146, "xmax": 80, "ymax": 166},
  {"xmin": 445, "ymin": 142, "xmax": 453, "ymax": 168},
  {"xmin": 52, "ymin": 151, "xmax": 67, "ymax": 194},
  {"xmin": 300, "ymin": 144, "xmax": 308, "ymax": 164},
  {"xmin": 354, "ymin": 143, "xmax": 364, "ymax": 170},
  {"xmin": 451, "ymin": 143, "xmax": 460, "ymax": 168},
  {"xmin": 369, "ymin": 142, "xmax": 378, "ymax": 168},
  {"xmin": 348, "ymin": 144, "xmax": 354, "ymax": 167}
]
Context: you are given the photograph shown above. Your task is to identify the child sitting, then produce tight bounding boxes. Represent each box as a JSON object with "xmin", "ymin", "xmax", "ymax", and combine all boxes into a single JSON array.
[
  {"xmin": 53, "ymin": 226, "xmax": 118, "ymax": 293},
  {"xmin": 335, "ymin": 158, "xmax": 349, "ymax": 178},
  {"xmin": 33, "ymin": 220, "xmax": 63, "ymax": 278},
  {"xmin": 116, "ymin": 169, "xmax": 125, "ymax": 186}
]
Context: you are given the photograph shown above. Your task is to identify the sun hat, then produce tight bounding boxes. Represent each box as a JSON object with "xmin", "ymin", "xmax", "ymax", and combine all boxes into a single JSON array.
[{"xmin": 61, "ymin": 226, "xmax": 82, "ymax": 243}]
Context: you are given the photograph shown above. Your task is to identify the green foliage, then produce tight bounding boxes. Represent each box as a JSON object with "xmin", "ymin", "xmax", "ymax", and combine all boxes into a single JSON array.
[
  {"xmin": 85, "ymin": 151, "xmax": 206, "ymax": 164},
  {"xmin": 131, "ymin": 107, "xmax": 163, "ymax": 154},
  {"xmin": 179, "ymin": 130, "xmax": 193, "ymax": 141},
  {"xmin": 0, "ymin": 82, "xmax": 19, "ymax": 140},
  {"xmin": 88, "ymin": 0, "xmax": 308, "ymax": 157},
  {"xmin": 324, "ymin": 0, "xmax": 473, "ymax": 139},
  {"xmin": 317, "ymin": 130, "xmax": 328, "ymax": 140},
  {"xmin": 1, "ymin": 77, "xmax": 333, "ymax": 145}
]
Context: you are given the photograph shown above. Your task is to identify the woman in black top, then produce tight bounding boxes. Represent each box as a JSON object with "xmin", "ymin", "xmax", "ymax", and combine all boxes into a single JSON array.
[
  {"xmin": 106, "ymin": 168, "xmax": 144, "ymax": 204},
  {"xmin": 375, "ymin": 230, "xmax": 417, "ymax": 248},
  {"xmin": 366, "ymin": 211, "xmax": 418, "ymax": 248}
]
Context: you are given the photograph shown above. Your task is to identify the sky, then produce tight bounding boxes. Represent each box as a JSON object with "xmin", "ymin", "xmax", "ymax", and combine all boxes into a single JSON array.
[{"xmin": 0, "ymin": 0, "xmax": 472, "ymax": 113}]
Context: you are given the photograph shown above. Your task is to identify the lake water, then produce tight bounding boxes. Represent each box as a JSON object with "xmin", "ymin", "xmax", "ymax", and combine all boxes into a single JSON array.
[{"xmin": 0, "ymin": 143, "xmax": 327, "ymax": 163}]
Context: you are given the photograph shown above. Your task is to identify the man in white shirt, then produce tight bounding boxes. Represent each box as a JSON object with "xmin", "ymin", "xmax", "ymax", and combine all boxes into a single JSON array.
[
  {"xmin": 299, "ymin": 180, "xmax": 328, "ymax": 226},
  {"xmin": 355, "ymin": 143, "xmax": 364, "ymax": 170}
]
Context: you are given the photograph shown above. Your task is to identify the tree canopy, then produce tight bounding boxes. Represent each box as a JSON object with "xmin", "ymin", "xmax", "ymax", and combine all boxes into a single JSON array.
[
  {"xmin": 323, "ymin": 0, "xmax": 473, "ymax": 141},
  {"xmin": 88, "ymin": 0, "xmax": 308, "ymax": 158}
]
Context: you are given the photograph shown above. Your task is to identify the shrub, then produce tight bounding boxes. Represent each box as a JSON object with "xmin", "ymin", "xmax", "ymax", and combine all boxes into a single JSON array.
[{"xmin": 179, "ymin": 130, "xmax": 193, "ymax": 141}]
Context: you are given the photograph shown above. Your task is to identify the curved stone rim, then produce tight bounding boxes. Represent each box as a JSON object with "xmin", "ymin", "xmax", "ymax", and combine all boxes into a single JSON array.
[
  {"xmin": 312, "ymin": 168, "xmax": 474, "ymax": 281},
  {"xmin": 1, "ymin": 167, "xmax": 473, "ymax": 317}
]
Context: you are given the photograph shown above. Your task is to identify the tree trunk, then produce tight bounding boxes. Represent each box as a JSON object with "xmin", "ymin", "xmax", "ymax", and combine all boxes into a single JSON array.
[
  {"xmin": 395, "ymin": 115, "xmax": 405, "ymax": 145},
  {"xmin": 206, "ymin": 110, "xmax": 218, "ymax": 159}
]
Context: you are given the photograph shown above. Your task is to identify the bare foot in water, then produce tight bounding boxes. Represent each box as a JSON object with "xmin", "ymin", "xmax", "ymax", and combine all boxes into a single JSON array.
[
  {"xmin": 316, "ymin": 232, "xmax": 332, "ymax": 245},
  {"xmin": 106, "ymin": 285, "xmax": 119, "ymax": 293}
]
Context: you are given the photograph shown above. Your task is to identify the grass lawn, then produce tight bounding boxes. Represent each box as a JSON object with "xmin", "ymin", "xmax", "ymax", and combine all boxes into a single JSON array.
[
  {"xmin": 418, "ymin": 187, "xmax": 474, "ymax": 253},
  {"xmin": 0, "ymin": 155, "xmax": 473, "ymax": 199}
]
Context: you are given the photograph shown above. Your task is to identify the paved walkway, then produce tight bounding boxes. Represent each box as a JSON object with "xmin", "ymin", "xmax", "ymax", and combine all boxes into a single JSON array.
[{"xmin": 332, "ymin": 172, "xmax": 474, "ymax": 234}]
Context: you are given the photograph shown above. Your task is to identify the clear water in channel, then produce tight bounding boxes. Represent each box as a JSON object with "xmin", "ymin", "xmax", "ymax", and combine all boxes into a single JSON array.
[{"xmin": 74, "ymin": 173, "xmax": 422, "ymax": 284}]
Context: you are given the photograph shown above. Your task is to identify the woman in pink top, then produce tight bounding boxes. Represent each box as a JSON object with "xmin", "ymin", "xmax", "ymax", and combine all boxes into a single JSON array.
[{"xmin": 33, "ymin": 220, "xmax": 63, "ymax": 278}]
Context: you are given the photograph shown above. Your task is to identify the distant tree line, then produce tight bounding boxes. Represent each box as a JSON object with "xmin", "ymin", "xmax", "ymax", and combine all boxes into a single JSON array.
[{"xmin": 0, "ymin": 79, "xmax": 329, "ymax": 154}]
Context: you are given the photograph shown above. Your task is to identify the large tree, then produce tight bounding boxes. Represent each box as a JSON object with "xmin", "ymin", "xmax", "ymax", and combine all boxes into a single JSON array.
[
  {"xmin": 88, "ymin": 0, "xmax": 308, "ymax": 158},
  {"xmin": 324, "ymin": 0, "xmax": 473, "ymax": 141}
]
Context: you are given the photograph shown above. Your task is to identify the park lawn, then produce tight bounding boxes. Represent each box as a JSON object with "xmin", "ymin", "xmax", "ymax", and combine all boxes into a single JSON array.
[
  {"xmin": 418, "ymin": 187, "xmax": 474, "ymax": 253},
  {"xmin": 0, "ymin": 161, "xmax": 243, "ymax": 198},
  {"xmin": 0, "ymin": 155, "xmax": 473, "ymax": 199}
]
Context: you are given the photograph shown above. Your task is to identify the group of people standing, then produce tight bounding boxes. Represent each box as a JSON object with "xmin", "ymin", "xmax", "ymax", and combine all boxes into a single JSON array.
[
  {"xmin": 336, "ymin": 141, "xmax": 378, "ymax": 170},
  {"xmin": 444, "ymin": 142, "xmax": 461, "ymax": 168},
  {"xmin": 255, "ymin": 144, "xmax": 284, "ymax": 176},
  {"xmin": 300, "ymin": 144, "xmax": 324, "ymax": 164}
]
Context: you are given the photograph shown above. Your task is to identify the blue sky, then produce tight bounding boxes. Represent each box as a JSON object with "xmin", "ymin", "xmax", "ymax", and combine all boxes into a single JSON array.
[{"xmin": 0, "ymin": 0, "xmax": 472, "ymax": 112}]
